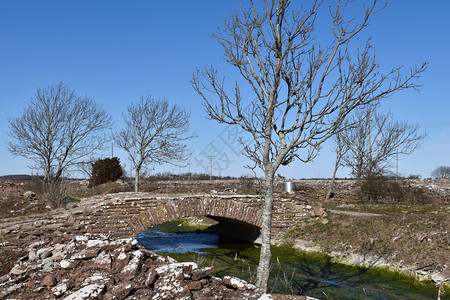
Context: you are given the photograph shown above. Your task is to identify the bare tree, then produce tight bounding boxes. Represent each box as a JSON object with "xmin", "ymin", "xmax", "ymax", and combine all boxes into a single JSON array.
[
  {"xmin": 114, "ymin": 96, "xmax": 194, "ymax": 192},
  {"xmin": 431, "ymin": 166, "xmax": 450, "ymax": 179},
  {"xmin": 8, "ymin": 82, "xmax": 112, "ymax": 184},
  {"xmin": 78, "ymin": 156, "xmax": 100, "ymax": 179},
  {"xmin": 326, "ymin": 125, "xmax": 349, "ymax": 199},
  {"xmin": 341, "ymin": 107, "xmax": 426, "ymax": 179},
  {"xmin": 192, "ymin": 0, "xmax": 426, "ymax": 291}
]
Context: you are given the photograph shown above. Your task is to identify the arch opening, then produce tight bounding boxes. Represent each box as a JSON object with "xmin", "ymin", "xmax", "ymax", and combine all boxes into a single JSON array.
[
  {"xmin": 205, "ymin": 216, "xmax": 261, "ymax": 244},
  {"xmin": 137, "ymin": 216, "xmax": 261, "ymax": 254},
  {"xmin": 131, "ymin": 198, "xmax": 263, "ymax": 243}
]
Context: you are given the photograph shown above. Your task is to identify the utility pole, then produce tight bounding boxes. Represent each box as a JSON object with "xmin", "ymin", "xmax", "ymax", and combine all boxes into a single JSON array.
[
  {"xmin": 188, "ymin": 160, "xmax": 191, "ymax": 181},
  {"xmin": 396, "ymin": 133, "xmax": 399, "ymax": 181},
  {"xmin": 207, "ymin": 155, "xmax": 213, "ymax": 181}
]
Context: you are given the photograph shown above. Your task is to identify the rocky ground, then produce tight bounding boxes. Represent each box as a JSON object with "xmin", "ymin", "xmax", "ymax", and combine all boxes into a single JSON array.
[
  {"xmin": 0, "ymin": 179, "xmax": 318, "ymax": 299},
  {"xmin": 0, "ymin": 177, "xmax": 449, "ymax": 299},
  {"xmin": 1, "ymin": 233, "xmax": 272, "ymax": 299}
]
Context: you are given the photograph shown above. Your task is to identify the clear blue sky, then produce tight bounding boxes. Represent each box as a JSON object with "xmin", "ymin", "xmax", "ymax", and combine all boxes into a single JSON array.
[{"xmin": 0, "ymin": 1, "xmax": 449, "ymax": 179}]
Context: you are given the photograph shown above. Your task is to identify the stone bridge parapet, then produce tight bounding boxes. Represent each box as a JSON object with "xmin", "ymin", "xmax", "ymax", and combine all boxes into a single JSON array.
[{"xmin": 74, "ymin": 192, "xmax": 315, "ymax": 241}]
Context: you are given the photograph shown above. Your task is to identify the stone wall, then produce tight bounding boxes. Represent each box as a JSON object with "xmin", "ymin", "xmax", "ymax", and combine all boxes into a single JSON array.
[{"xmin": 75, "ymin": 192, "xmax": 316, "ymax": 241}]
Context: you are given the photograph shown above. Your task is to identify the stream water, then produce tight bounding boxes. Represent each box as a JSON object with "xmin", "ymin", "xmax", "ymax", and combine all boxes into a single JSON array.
[{"xmin": 137, "ymin": 219, "xmax": 443, "ymax": 299}]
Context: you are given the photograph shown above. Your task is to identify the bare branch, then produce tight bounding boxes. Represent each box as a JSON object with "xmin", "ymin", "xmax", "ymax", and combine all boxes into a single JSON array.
[
  {"xmin": 114, "ymin": 96, "xmax": 195, "ymax": 192},
  {"xmin": 8, "ymin": 82, "xmax": 112, "ymax": 183},
  {"xmin": 341, "ymin": 107, "xmax": 427, "ymax": 179},
  {"xmin": 191, "ymin": 0, "xmax": 427, "ymax": 291}
]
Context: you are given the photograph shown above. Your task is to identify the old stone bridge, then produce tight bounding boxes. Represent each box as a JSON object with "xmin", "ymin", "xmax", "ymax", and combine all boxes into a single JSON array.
[{"xmin": 72, "ymin": 192, "xmax": 318, "ymax": 243}]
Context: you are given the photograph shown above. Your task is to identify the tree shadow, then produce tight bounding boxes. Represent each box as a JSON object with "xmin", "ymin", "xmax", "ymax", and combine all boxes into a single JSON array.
[{"xmin": 269, "ymin": 250, "xmax": 390, "ymax": 299}]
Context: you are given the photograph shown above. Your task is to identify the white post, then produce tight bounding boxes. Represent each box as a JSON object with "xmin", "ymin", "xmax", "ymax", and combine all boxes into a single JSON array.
[{"xmin": 208, "ymin": 155, "xmax": 213, "ymax": 181}]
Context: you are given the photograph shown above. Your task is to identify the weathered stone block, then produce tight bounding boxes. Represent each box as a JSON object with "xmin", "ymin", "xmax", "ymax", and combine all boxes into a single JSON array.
[{"xmin": 191, "ymin": 267, "xmax": 214, "ymax": 281}]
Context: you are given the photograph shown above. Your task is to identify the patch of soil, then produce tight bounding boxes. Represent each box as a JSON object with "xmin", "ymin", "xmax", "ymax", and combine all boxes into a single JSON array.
[{"xmin": 0, "ymin": 181, "xmax": 48, "ymax": 218}]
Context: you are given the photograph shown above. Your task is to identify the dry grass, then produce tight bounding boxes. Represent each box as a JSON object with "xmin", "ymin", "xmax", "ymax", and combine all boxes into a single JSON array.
[{"xmin": 289, "ymin": 201, "xmax": 449, "ymax": 271}]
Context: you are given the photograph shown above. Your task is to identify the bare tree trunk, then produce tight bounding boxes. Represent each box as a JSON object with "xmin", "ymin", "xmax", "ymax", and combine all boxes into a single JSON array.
[
  {"xmin": 192, "ymin": 0, "xmax": 427, "ymax": 291},
  {"xmin": 326, "ymin": 160, "xmax": 339, "ymax": 199},
  {"xmin": 255, "ymin": 171, "xmax": 274, "ymax": 292},
  {"xmin": 44, "ymin": 169, "xmax": 50, "ymax": 184},
  {"xmin": 134, "ymin": 168, "xmax": 140, "ymax": 192}
]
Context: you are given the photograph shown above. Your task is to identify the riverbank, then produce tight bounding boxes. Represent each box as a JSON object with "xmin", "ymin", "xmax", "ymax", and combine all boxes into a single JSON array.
[
  {"xmin": 283, "ymin": 202, "xmax": 449, "ymax": 295},
  {"xmin": 169, "ymin": 216, "xmax": 448, "ymax": 298},
  {"xmin": 290, "ymin": 241, "xmax": 449, "ymax": 298}
]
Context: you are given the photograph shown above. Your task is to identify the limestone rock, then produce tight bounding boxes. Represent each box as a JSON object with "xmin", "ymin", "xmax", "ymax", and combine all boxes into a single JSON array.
[
  {"xmin": 224, "ymin": 276, "xmax": 258, "ymax": 290},
  {"xmin": 119, "ymin": 250, "xmax": 142, "ymax": 280},
  {"xmin": 42, "ymin": 274, "xmax": 55, "ymax": 287},
  {"xmin": 103, "ymin": 282, "xmax": 134, "ymax": 300},
  {"xmin": 431, "ymin": 270, "xmax": 450, "ymax": 283},
  {"xmin": 3, "ymin": 234, "xmax": 265, "ymax": 299},
  {"xmin": 192, "ymin": 266, "xmax": 214, "ymax": 280},
  {"xmin": 64, "ymin": 284, "xmax": 106, "ymax": 300},
  {"xmin": 24, "ymin": 191, "xmax": 36, "ymax": 198},
  {"xmin": 9, "ymin": 264, "xmax": 27, "ymax": 276},
  {"xmin": 36, "ymin": 247, "xmax": 53, "ymax": 259},
  {"xmin": 60, "ymin": 259, "xmax": 79, "ymax": 269},
  {"xmin": 52, "ymin": 282, "xmax": 68, "ymax": 297},
  {"xmin": 71, "ymin": 249, "xmax": 98, "ymax": 260}
]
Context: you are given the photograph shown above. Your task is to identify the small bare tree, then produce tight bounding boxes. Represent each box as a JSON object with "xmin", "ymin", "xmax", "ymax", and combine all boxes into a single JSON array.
[
  {"xmin": 326, "ymin": 125, "xmax": 349, "ymax": 199},
  {"xmin": 192, "ymin": 0, "xmax": 426, "ymax": 291},
  {"xmin": 114, "ymin": 96, "xmax": 194, "ymax": 192},
  {"xmin": 8, "ymin": 82, "xmax": 112, "ymax": 184},
  {"xmin": 341, "ymin": 107, "xmax": 426, "ymax": 179},
  {"xmin": 431, "ymin": 166, "xmax": 450, "ymax": 179}
]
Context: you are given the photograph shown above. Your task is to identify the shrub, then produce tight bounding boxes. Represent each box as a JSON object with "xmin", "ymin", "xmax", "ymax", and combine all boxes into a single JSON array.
[
  {"xmin": 359, "ymin": 175, "xmax": 401, "ymax": 203},
  {"xmin": 42, "ymin": 181, "xmax": 69, "ymax": 208},
  {"xmin": 359, "ymin": 175, "xmax": 431, "ymax": 205},
  {"xmin": 89, "ymin": 157, "xmax": 123, "ymax": 187},
  {"xmin": 238, "ymin": 174, "xmax": 263, "ymax": 194}
]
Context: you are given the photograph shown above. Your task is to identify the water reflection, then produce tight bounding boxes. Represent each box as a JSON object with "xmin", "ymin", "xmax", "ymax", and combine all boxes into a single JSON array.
[
  {"xmin": 137, "ymin": 230, "xmax": 219, "ymax": 254},
  {"xmin": 137, "ymin": 220, "xmax": 442, "ymax": 299}
]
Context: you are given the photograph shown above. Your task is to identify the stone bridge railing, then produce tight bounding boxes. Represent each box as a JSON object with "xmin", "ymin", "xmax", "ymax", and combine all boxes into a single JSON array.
[{"xmin": 74, "ymin": 192, "xmax": 316, "ymax": 241}]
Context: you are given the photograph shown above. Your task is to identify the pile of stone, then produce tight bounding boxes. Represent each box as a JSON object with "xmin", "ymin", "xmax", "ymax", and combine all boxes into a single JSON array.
[{"xmin": 0, "ymin": 234, "xmax": 270, "ymax": 299}]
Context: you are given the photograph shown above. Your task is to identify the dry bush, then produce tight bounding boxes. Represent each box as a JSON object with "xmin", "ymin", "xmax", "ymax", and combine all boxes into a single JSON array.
[
  {"xmin": 20, "ymin": 177, "xmax": 70, "ymax": 208},
  {"xmin": 359, "ymin": 175, "xmax": 432, "ymax": 205},
  {"xmin": 238, "ymin": 175, "xmax": 263, "ymax": 194},
  {"xmin": 79, "ymin": 181, "xmax": 132, "ymax": 198},
  {"xmin": 42, "ymin": 182, "xmax": 68, "ymax": 208}
]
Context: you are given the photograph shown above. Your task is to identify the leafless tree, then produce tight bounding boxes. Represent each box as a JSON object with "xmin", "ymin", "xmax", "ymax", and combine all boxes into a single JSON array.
[
  {"xmin": 192, "ymin": 0, "xmax": 427, "ymax": 291},
  {"xmin": 78, "ymin": 156, "xmax": 100, "ymax": 179},
  {"xmin": 431, "ymin": 166, "xmax": 450, "ymax": 179},
  {"xmin": 114, "ymin": 96, "xmax": 194, "ymax": 192},
  {"xmin": 341, "ymin": 107, "xmax": 426, "ymax": 180},
  {"xmin": 8, "ymin": 82, "xmax": 112, "ymax": 184},
  {"xmin": 326, "ymin": 124, "xmax": 350, "ymax": 199}
]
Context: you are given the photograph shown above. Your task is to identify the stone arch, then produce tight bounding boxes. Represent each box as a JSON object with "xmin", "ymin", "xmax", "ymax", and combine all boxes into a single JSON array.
[{"xmin": 128, "ymin": 198, "xmax": 262, "ymax": 241}]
